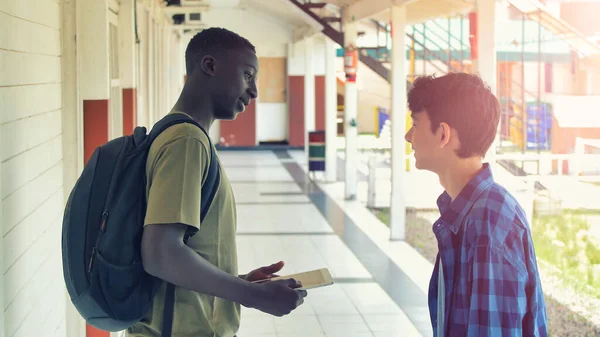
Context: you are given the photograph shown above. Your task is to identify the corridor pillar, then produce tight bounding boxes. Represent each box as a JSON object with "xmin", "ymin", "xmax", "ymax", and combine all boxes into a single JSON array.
[
  {"xmin": 119, "ymin": 0, "xmax": 137, "ymax": 135},
  {"xmin": 325, "ymin": 37, "xmax": 338, "ymax": 182},
  {"xmin": 77, "ymin": 1, "xmax": 110, "ymax": 336},
  {"xmin": 0, "ymin": 125, "xmax": 5, "ymax": 337},
  {"xmin": 304, "ymin": 36, "xmax": 316, "ymax": 160},
  {"xmin": 390, "ymin": 4, "xmax": 407, "ymax": 241},
  {"xmin": 475, "ymin": 0, "xmax": 498, "ymax": 166},
  {"xmin": 78, "ymin": 0, "xmax": 110, "ymax": 164},
  {"xmin": 343, "ymin": 19, "xmax": 358, "ymax": 200}
]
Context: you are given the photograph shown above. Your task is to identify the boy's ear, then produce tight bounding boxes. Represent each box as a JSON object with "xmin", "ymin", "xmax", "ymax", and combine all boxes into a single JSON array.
[{"xmin": 439, "ymin": 122, "xmax": 452, "ymax": 148}]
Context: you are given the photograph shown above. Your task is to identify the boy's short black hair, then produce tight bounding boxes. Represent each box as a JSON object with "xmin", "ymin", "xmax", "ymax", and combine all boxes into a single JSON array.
[
  {"xmin": 407, "ymin": 73, "xmax": 501, "ymax": 158},
  {"xmin": 185, "ymin": 27, "xmax": 256, "ymax": 75}
]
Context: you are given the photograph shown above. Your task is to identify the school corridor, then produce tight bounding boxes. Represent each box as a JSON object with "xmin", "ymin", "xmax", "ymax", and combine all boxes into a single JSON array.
[
  {"xmin": 3, "ymin": 0, "xmax": 600, "ymax": 336},
  {"xmin": 221, "ymin": 150, "xmax": 432, "ymax": 337}
]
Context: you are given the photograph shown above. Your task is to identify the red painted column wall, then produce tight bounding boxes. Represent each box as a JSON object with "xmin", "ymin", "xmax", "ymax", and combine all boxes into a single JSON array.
[
  {"xmin": 122, "ymin": 88, "xmax": 137, "ymax": 135},
  {"xmin": 219, "ymin": 100, "xmax": 257, "ymax": 146},
  {"xmin": 288, "ymin": 76, "xmax": 305, "ymax": 147},
  {"xmin": 83, "ymin": 99, "xmax": 109, "ymax": 337}
]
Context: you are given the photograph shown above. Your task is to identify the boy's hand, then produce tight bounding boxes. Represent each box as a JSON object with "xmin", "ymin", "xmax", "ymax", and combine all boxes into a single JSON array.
[{"xmin": 244, "ymin": 261, "xmax": 285, "ymax": 282}]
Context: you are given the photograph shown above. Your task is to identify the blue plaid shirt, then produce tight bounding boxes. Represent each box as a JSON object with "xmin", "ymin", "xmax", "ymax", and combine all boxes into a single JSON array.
[{"xmin": 429, "ymin": 163, "xmax": 548, "ymax": 337}]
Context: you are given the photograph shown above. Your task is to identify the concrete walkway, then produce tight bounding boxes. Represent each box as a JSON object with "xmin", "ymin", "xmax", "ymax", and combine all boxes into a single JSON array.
[{"xmin": 218, "ymin": 150, "xmax": 432, "ymax": 337}]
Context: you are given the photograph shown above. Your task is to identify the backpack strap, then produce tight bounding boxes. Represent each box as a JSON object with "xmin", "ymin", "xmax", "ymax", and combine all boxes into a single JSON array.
[{"xmin": 153, "ymin": 113, "xmax": 221, "ymax": 337}]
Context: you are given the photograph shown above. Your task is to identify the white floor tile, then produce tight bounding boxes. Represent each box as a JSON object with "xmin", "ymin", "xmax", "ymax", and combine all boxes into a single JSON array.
[
  {"xmin": 237, "ymin": 315, "xmax": 276, "ymax": 335},
  {"xmin": 274, "ymin": 315, "xmax": 322, "ymax": 334},
  {"xmin": 231, "ymin": 182, "xmax": 309, "ymax": 204},
  {"xmin": 362, "ymin": 313, "xmax": 422, "ymax": 336},
  {"xmin": 224, "ymin": 166, "xmax": 294, "ymax": 182},
  {"xmin": 214, "ymin": 151, "xmax": 428, "ymax": 337},
  {"xmin": 319, "ymin": 316, "xmax": 371, "ymax": 335},
  {"xmin": 340, "ymin": 284, "xmax": 403, "ymax": 315},
  {"xmin": 237, "ymin": 204, "xmax": 333, "ymax": 234},
  {"xmin": 277, "ymin": 333, "xmax": 326, "ymax": 337}
]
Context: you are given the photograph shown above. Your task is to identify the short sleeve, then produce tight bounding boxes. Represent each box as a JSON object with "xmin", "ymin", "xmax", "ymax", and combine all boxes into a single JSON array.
[{"xmin": 144, "ymin": 134, "xmax": 209, "ymax": 229}]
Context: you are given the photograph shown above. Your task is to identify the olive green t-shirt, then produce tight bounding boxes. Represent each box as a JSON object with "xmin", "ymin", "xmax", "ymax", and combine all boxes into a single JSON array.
[{"xmin": 126, "ymin": 112, "xmax": 240, "ymax": 337}]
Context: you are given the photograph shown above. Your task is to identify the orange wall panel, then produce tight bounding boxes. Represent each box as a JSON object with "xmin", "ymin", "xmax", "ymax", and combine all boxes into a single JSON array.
[
  {"xmin": 315, "ymin": 76, "xmax": 325, "ymax": 131},
  {"xmin": 219, "ymin": 100, "xmax": 257, "ymax": 146},
  {"xmin": 84, "ymin": 100, "xmax": 109, "ymax": 165},
  {"xmin": 122, "ymin": 88, "xmax": 137, "ymax": 135},
  {"xmin": 288, "ymin": 76, "xmax": 305, "ymax": 147}
]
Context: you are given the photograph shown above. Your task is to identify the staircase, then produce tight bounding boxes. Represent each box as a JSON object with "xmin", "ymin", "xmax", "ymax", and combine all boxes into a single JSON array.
[
  {"xmin": 369, "ymin": 17, "xmax": 469, "ymax": 75},
  {"xmin": 288, "ymin": 0, "xmax": 402, "ymax": 85},
  {"xmin": 507, "ymin": 0, "xmax": 600, "ymax": 57}
]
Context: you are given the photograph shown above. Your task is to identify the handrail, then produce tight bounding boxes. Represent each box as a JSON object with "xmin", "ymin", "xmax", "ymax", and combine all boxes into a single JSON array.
[
  {"xmin": 412, "ymin": 24, "xmax": 469, "ymax": 63},
  {"xmin": 368, "ymin": 19, "xmax": 459, "ymax": 74},
  {"xmin": 412, "ymin": 27, "xmax": 447, "ymax": 53},
  {"xmin": 506, "ymin": 0, "xmax": 600, "ymax": 56},
  {"xmin": 509, "ymin": 78, "xmax": 539, "ymax": 100},
  {"xmin": 408, "ymin": 34, "xmax": 459, "ymax": 73},
  {"xmin": 410, "ymin": 29, "xmax": 462, "ymax": 72},
  {"xmin": 430, "ymin": 18, "xmax": 469, "ymax": 50},
  {"xmin": 413, "ymin": 25, "xmax": 451, "ymax": 51}
]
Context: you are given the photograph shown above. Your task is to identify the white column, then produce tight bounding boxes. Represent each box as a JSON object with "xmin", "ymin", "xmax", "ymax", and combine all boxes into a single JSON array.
[
  {"xmin": 77, "ymin": 0, "xmax": 110, "ymax": 100},
  {"xmin": 162, "ymin": 25, "xmax": 169, "ymax": 117},
  {"xmin": 148, "ymin": 17, "xmax": 155, "ymax": 125},
  {"xmin": 304, "ymin": 37, "xmax": 316, "ymax": 161},
  {"xmin": 119, "ymin": 0, "xmax": 136, "ymax": 89},
  {"xmin": 476, "ymin": 0, "xmax": 498, "ymax": 165},
  {"xmin": 136, "ymin": 6, "xmax": 148, "ymax": 128},
  {"xmin": 61, "ymin": 2, "xmax": 85, "ymax": 335},
  {"xmin": 325, "ymin": 37, "xmax": 338, "ymax": 182},
  {"xmin": 390, "ymin": 5, "xmax": 407, "ymax": 241},
  {"xmin": 344, "ymin": 21, "xmax": 358, "ymax": 200},
  {"xmin": 0, "ymin": 109, "xmax": 5, "ymax": 337}
]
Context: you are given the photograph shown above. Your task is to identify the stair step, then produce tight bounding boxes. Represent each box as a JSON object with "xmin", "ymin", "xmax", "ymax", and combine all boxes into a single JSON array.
[
  {"xmin": 323, "ymin": 16, "xmax": 341, "ymax": 22},
  {"xmin": 303, "ymin": 3, "xmax": 326, "ymax": 9}
]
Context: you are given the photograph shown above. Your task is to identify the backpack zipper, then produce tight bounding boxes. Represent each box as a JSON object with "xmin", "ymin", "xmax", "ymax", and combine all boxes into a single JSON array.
[{"xmin": 88, "ymin": 211, "xmax": 109, "ymax": 273}]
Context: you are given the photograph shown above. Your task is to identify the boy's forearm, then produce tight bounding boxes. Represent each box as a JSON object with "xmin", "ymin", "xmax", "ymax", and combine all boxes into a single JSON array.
[{"xmin": 147, "ymin": 244, "xmax": 258, "ymax": 307}]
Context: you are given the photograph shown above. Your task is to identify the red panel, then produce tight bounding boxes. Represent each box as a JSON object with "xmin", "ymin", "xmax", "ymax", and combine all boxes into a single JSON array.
[
  {"xmin": 315, "ymin": 76, "xmax": 325, "ymax": 131},
  {"xmin": 219, "ymin": 100, "xmax": 256, "ymax": 146},
  {"xmin": 288, "ymin": 76, "xmax": 305, "ymax": 147},
  {"xmin": 469, "ymin": 12, "xmax": 478, "ymax": 60},
  {"xmin": 122, "ymin": 88, "xmax": 137, "ymax": 135},
  {"xmin": 87, "ymin": 325, "xmax": 109, "ymax": 337},
  {"xmin": 544, "ymin": 63, "xmax": 553, "ymax": 93},
  {"xmin": 83, "ymin": 100, "xmax": 110, "ymax": 337},
  {"xmin": 84, "ymin": 100, "xmax": 109, "ymax": 165}
]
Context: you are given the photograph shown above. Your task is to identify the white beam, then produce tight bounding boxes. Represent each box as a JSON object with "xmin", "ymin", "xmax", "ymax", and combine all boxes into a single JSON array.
[
  {"xmin": 304, "ymin": 36, "xmax": 316, "ymax": 161},
  {"xmin": 170, "ymin": 24, "xmax": 207, "ymax": 32},
  {"xmin": 283, "ymin": 0, "xmax": 325, "ymax": 31},
  {"xmin": 476, "ymin": 0, "xmax": 498, "ymax": 169},
  {"xmin": 344, "ymin": 22, "xmax": 358, "ymax": 200},
  {"xmin": 161, "ymin": 5, "xmax": 209, "ymax": 15},
  {"xmin": 77, "ymin": 0, "xmax": 110, "ymax": 100},
  {"xmin": 390, "ymin": 4, "xmax": 407, "ymax": 241},
  {"xmin": 345, "ymin": 0, "xmax": 415, "ymax": 23},
  {"xmin": 61, "ymin": 0, "xmax": 85, "ymax": 335},
  {"xmin": 0, "ymin": 93, "xmax": 4, "ymax": 337},
  {"xmin": 325, "ymin": 36, "xmax": 338, "ymax": 183},
  {"xmin": 292, "ymin": 25, "xmax": 322, "ymax": 44},
  {"xmin": 119, "ymin": 0, "xmax": 137, "ymax": 89}
]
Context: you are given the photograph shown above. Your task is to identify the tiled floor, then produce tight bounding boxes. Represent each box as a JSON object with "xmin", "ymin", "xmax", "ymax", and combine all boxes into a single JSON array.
[{"xmin": 217, "ymin": 150, "xmax": 430, "ymax": 337}]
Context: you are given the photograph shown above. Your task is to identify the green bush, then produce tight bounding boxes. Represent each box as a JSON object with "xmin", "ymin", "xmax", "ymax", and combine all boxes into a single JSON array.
[{"xmin": 532, "ymin": 211, "xmax": 600, "ymax": 295}]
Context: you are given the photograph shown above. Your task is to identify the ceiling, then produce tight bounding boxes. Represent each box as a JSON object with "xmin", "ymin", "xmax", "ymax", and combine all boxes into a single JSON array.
[
  {"xmin": 171, "ymin": 0, "xmax": 475, "ymax": 32},
  {"xmin": 372, "ymin": 0, "xmax": 474, "ymax": 25},
  {"xmin": 247, "ymin": 0, "xmax": 475, "ymax": 26}
]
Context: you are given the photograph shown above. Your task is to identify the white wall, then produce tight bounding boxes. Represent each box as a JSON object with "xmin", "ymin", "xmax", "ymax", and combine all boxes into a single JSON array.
[
  {"xmin": 197, "ymin": 7, "xmax": 296, "ymax": 143},
  {"xmin": 288, "ymin": 36, "xmax": 326, "ymax": 76},
  {"xmin": 0, "ymin": 0, "xmax": 67, "ymax": 336}
]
